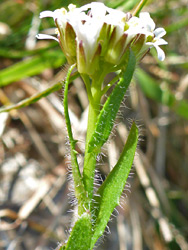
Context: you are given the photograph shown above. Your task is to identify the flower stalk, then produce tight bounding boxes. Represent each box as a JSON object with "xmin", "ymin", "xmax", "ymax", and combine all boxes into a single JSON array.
[
  {"xmin": 63, "ymin": 64, "xmax": 89, "ymax": 214},
  {"xmin": 82, "ymin": 78, "xmax": 103, "ymax": 200}
]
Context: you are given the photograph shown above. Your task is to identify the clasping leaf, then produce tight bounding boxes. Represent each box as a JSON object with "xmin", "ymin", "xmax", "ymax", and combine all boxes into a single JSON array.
[{"xmin": 88, "ymin": 50, "xmax": 136, "ymax": 153}]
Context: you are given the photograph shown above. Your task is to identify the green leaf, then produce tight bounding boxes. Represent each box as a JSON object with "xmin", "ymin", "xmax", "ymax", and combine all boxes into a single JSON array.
[
  {"xmin": 91, "ymin": 122, "xmax": 138, "ymax": 248},
  {"xmin": 88, "ymin": 50, "xmax": 136, "ymax": 153},
  {"xmin": 106, "ymin": 0, "xmax": 140, "ymax": 11},
  {"xmin": 166, "ymin": 17, "xmax": 188, "ymax": 34},
  {"xmin": 174, "ymin": 100, "xmax": 188, "ymax": 119},
  {"xmin": 0, "ymin": 71, "xmax": 79, "ymax": 114},
  {"xmin": 0, "ymin": 44, "xmax": 57, "ymax": 59},
  {"xmin": 65, "ymin": 213, "xmax": 92, "ymax": 250},
  {"xmin": 136, "ymin": 69, "xmax": 188, "ymax": 120},
  {"xmin": 0, "ymin": 50, "xmax": 66, "ymax": 87}
]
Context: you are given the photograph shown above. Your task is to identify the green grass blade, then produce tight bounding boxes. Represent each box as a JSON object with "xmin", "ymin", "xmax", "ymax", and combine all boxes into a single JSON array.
[
  {"xmin": 136, "ymin": 69, "xmax": 188, "ymax": 119},
  {"xmin": 0, "ymin": 82, "xmax": 62, "ymax": 113},
  {"xmin": 88, "ymin": 50, "xmax": 136, "ymax": 153},
  {"xmin": 0, "ymin": 71, "xmax": 79, "ymax": 113},
  {"xmin": 132, "ymin": 0, "xmax": 148, "ymax": 17},
  {"xmin": 65, "ymin": 213, "xmax": 92, "ymax": 250},
  {"xmin": 0, "ymin": 44, "xmax": 57, "ymax": 59},
  {"xmin": 0, "ymin": 50, "xmax": 66, "ymax": 87},
  {"xmin": 105, "ymin": 0, "xmax": 140, "ymax": 11},
  {"xmin": 166, "ymin": 17, "xmax": 188, "ymax": 34},
  {"xmin": 91, "ymin": 122, "xmax": 138, "ymax": 248}
]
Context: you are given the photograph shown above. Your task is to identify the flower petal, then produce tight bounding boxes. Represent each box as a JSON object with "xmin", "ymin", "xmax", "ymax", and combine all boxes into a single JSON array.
[
  {"xmin": 139, "ymin": 12, "xmax": 155, "ymax": 31},
  {"xmin": 154, "ymin": 28, "xmax": 166, "ymax": 38},
  {"xmin": 153, "ymin": 44, "xmax": 165, "ymax": 61},
  {"xmin": 155, "ymin": 38, "xmax": 168, "ymax": 46},
  {"xmin": 39, "ymin": 11, "xmax": 55, "ymax": 19},
  {"xmin": 36, "ymin": 34, "xmax": 59, "ymax": 42},
  {"xmin": 37, "ymin": 2, "xmax": 168, "ymax": 75}
]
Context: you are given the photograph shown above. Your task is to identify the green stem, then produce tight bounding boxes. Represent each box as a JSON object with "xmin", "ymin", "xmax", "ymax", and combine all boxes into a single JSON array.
[
  {"xmin": 64, "ymin": 64, "xmax": 89, "ymax": 215},
  {"xmin": 132, "ymin": 0, "xmax": 148, "ymax": 17},
  {"xmin": 82, "ymin": 79, "xmax": 103, "ymax": 202}
]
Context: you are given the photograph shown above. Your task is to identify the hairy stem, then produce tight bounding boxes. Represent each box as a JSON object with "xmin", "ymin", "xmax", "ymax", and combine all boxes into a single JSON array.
[
  {"xmin": 82, "ymin": 79, "xmax": 102, "ymax": 202},
  {"xmin": 64, "ymin": 64, "xmax": 89, "ymax": 214}
]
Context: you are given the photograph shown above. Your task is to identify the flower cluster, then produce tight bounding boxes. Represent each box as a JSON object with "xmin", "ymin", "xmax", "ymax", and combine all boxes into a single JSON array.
[{"xmin": 37, "ymin": 2, "xmax": 167, "ymax": 77}]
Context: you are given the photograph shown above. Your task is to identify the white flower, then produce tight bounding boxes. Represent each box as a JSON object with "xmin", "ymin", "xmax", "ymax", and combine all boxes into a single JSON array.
[
  {"xmin": 37, "ymin": 2, "xmax": 167, "ymax": 76},
  {"xmin": 126, "ymin": 12, "xmax": 168, "ymax": 61},
  {"xmin": 147, "ymin": 27, "xmax": 168, "ymax": 61}
]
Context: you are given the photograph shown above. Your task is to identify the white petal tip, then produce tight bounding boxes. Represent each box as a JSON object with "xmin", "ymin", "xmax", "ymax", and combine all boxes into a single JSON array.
[
  {"xmin": 39, "ymin": 11, "xmax": 54, "ymax": 19},
  {"xmin": 156, "ymin": 46, "xmax": 165, "ymax": 61},
  {"xmin": 36, "ymin": 34, "xmax": 59, "ymax": 42},
  {"xmin": 154, "ymin": 28, "xmax": 166, "ymax": 38}
]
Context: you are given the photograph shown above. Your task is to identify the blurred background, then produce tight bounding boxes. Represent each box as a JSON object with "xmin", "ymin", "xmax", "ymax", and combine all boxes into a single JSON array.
[{"xmin": 0, "ymin": 0, "xmax": 188, "ymax": 249}]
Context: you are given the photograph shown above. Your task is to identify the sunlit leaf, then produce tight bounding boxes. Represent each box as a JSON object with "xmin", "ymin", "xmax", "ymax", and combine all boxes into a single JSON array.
[
  {"xmin": 88, "ymin": 50, "xmax": 136, "ymax": 153},
  {"xmin": 136, "ymin": 69, "xmax": 188, "ymax": 119},
  {"xmin": 0, "ymin": 50, "xmax": 66, "ymax": 87},
  {"xmin": 65, "ymin": 213, "xmax": 92, "ymax": 250},
  {"xmin": 91, "ymin": 122, "xmax": 138, "ymax": 248}
]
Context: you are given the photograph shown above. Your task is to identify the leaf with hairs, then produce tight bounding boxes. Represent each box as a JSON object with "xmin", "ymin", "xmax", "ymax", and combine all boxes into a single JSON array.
[
  {"xmin": 88, "ymin": 50, "xmax": 136, "ymax": 153},
  {"xmin": 90, "ymin": 122, "xmax": 138, "ymax": 248},
  {"xmin": 65, "ymin": 213, "xmax": 92, "ymax": 250}
]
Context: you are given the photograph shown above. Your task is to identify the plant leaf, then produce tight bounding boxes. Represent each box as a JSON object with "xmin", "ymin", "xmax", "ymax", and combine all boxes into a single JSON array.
[
  {"xmin": 88, "ymin": 50, "xmax": 136, "ymax": 153},
  {"xmin": 0, "ymin": 71, "xmax": 79, "ymax": 114},
  {"xmin": 91, "ymin": 122, "xmax": 138, "ymax": 248},
  {"xmin": 136, "ymin": 69, "xmax": 188, "ymax": 120},
  {"xmin": 65, "ymin": 213, "xmax": 92, "ymax": 250},
  {"xmin": 165, "ymin": 17, "xmax": 188, "ymax": 34},
  {"xmin": 0, "ymin": 44, "xmax": 57, "ymax": 59},
  {"xmin": 0, "ymin": 50, "xmax": 66, "ymax": 87}
]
